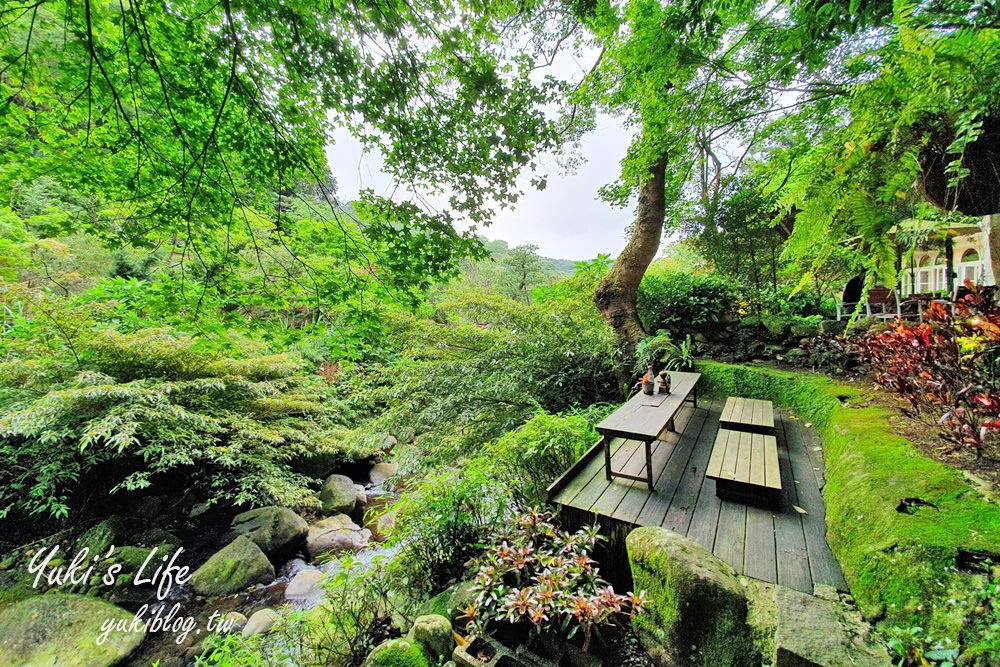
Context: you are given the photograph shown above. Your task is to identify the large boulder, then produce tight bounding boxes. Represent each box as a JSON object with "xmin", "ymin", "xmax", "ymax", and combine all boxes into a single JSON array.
[
  {"xmin": 306, "ymin": 515, "xmax": 371, "ymax": 560},
  {"xmin": 189, "ymin": 536, "xmax": 275, "ymax": 597},
  {"xmin": 626, "ymin": 526, "xmax": 759, "ymax": 667},
  {"xmin": 0, "ymin": 593, "xmax": 145, "ymax": 666},
  {"xmin": 775, "ymin": 586, "xmax": 889, "ymax": 667},
  {"xmin": 319, "ymin": 474, "xmax": 357, "ymax": 514},
  {"xmin": 407, "ymin": 614, "xmax": 454, "ymax": 660},
  {"xmin": 230, "ymin": 506, "xmax": 308, "ymax": 561},
  {"xmin": 363, "ymin": 638, "xmax": 429, "ymax": 667}
]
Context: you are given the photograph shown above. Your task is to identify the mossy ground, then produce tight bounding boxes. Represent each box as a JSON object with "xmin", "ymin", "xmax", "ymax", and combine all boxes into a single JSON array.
[{"xmin": 698, "ymin": 361, "xmax": 1000, "ymax": 642}]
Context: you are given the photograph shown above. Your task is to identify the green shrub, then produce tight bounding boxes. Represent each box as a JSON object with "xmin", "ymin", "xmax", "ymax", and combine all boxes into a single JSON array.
[
  {"xmin": 477, "ymin": 409, "xmax": 600, "ymax": 510},
  {"xmin": 637, "ymin": 271, "xmax": 737, "ymax": 336},
  {"xmin": 339, "ymin": 289, "xmax": 619, "ymax": 471},
  {"xmin": 0, "ymin": 328, "xmax": 366, "ymax": 520},
  {"xmin": 697, "ymin": 361, "xmax": 1000, "ymax": 653},
  {"xmin": 385, "ymin": 467, "xmax": 511, "ymax": 597},
  {"xmin": 748, "ymin": 285, "xmax": 836, "ymax": 320}
]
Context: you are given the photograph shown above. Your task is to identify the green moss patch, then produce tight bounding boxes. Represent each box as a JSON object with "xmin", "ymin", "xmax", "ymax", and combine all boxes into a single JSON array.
[{"xmin": 698, "ymin": 361, "xmax": 1000, "ymax": 640}]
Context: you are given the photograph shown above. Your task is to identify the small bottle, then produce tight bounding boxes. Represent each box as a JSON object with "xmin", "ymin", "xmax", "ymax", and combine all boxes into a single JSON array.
[{"xmin": 642, "ymin": 365, "xmax": 655, "ymax": 394}]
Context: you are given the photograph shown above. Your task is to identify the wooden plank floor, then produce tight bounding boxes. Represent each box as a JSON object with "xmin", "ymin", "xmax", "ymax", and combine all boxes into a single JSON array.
[{"xmin": 551, "ymin": 397, "xmax": 848, "ymax": 594}]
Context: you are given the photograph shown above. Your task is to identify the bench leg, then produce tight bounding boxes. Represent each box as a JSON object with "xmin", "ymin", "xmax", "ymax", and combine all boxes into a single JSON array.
[{"xmin": 666, "ymin": 418, "xmax": 675, "ymax": 432}]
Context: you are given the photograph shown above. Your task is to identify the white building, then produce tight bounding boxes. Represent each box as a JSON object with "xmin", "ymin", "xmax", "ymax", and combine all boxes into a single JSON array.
[{"xmin": 899, "ymin": 215, "xmax": 996, "ymax": 297}]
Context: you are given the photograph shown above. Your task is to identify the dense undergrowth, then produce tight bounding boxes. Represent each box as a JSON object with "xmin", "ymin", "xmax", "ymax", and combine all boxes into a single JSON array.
[{"xmin": 699, "ymin": 361, "xmax": 1000, "ymax": 665}]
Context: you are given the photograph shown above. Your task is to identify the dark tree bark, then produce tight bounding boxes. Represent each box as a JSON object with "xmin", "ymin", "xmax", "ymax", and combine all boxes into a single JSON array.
[
  {"xmin": 918, "ymin": 113, "xmax": 1000, "ymax": 216},
  {"xmin": 594, "ymin": 153, "xmax": 669, "ymax": 365}
]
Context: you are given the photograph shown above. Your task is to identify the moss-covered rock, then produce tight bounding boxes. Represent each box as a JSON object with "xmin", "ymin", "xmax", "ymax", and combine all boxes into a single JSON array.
[
  {"xmin": 0, "ymin": 593, "xmax": 144, "ymax": 666},
  {"xmin": 626, "ymin": 526, "xmax": 758, "ymax": 667},
  {"xmin": 407, "ymin": 614, "xmax": 453, "ymax": 660},
  {"xmin": 775, "ymin": 586, "xmax": 889, "ymax": 667},
  {"xmin": 76, "ymin": 517, "xmax": 126, "ymax": 555},
  {"xmin": 230, "ymin": 506, "xmax": 308, "ymax": 561},
  {"xmin": 131, "ymin": 528, "xmax": 180, "ymax": 550},
  {"xmin": 189, "ymin": 536, "xmax": 275, "ymax": 597},
  {"xmin": 697, "ymin": 361, "xmax": 1000, "ymax": 643},
  {"xmin": 320, "ymin": 474, "xmax": 358, "ymax": 514},
  {"xmin": 363, "ymin": 638, "xmax": 429, "ymax": 667},
  {"xmin": 418, "ymin": 579, "xmax": 477, "ymax": 629},
  {"xmin": 790, "ymin": 322, "xmax": 821, "ymax": 338}
]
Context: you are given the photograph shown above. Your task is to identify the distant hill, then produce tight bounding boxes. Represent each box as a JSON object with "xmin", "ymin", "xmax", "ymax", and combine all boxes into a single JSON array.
[{"xmin": 481, "ymin": 238, "xmax": 578, "ymax": 276}]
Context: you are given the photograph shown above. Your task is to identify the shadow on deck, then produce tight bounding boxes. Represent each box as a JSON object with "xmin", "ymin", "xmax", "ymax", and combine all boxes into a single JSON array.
[{"xmin": 548, "ymin": 397, "xmax": 848, "ymax": 595}]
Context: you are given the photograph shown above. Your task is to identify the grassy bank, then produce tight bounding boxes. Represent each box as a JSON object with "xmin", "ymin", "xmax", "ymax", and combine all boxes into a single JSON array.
[{"xmin": 697, "ymin": 361, "xmax": 1000, "ymax": 644}]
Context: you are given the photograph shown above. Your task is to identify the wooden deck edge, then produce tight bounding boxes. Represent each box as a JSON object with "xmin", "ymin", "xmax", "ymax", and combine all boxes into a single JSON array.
[{"xmin": 546, "ymin": 436, "xmax": 606, "ymax": 501}]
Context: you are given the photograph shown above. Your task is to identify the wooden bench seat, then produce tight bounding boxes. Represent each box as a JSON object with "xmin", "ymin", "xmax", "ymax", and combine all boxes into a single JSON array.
[
  {"xmin": 720, "ymin": 397, "xmax": 776, "ymax": 435},
  {"xmin": 706, "ymin": 427, "xmax": 781, "ymax": 507}
]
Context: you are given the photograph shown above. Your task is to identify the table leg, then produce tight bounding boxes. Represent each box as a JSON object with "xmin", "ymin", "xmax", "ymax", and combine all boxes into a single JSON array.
[
  {"xmin": 645, "ymin": 439, "xmax": 653, "ymax": 488},
  {"xmin": 603, "ymin": 436, "xmax": 612, "ymax": 481}
]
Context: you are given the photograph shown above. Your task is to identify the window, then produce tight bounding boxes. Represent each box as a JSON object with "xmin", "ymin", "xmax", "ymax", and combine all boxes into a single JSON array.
[
  {"xmin": 933, "ymin": 255, "xmax": 947, "ymax": 294},
  {"xmin": 917, "ymin": 255, "xmax": 932, "ymax": 293},
  {"xmin": 959, "ymin": 248, "xmax": 981, "ymax": 286}
]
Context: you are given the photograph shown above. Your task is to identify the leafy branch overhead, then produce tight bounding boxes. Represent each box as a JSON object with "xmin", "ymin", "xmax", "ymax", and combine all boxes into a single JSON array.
[{"xmin": 1, "ymin": 0, "xmax": 562, "ymax": 306}]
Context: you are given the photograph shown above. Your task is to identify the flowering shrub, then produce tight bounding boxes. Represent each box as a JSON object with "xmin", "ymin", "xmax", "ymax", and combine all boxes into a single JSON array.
[
  {"xmin": 858, "ymin": 283, "xmax": 1000, "ymax": 458},
  {"xmin": 461, "ymin": 509, "xmax": 645, "ymax": 651}
]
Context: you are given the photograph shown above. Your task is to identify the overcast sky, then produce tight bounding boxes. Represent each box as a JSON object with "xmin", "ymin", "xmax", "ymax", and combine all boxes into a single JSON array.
[{"xmin": 325, "ymin": 115, "xmax": 638, "ymax": 262}]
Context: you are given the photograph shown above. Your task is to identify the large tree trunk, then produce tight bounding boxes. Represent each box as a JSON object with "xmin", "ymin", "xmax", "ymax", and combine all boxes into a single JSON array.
[{"xmin": 594, "ymin": 153, "xmax": 669, "ymax": 366}]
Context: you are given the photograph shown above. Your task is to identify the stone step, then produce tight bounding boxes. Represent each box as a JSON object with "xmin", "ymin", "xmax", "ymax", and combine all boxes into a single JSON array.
[{"xmin": 775, "ymin": 585, "xmax": 890, "ymax": 667}]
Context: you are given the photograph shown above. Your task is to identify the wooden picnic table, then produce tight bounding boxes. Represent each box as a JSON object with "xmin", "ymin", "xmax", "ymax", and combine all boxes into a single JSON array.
[{"xmin": 595, "ymin": 371, "xmax": 701, "ymax": 487}]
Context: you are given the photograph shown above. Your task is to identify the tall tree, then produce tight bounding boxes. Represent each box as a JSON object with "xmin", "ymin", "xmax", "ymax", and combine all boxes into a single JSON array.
[{"xmin": 567, "ymin": 0, "xmax": 794, "ymax": 356}]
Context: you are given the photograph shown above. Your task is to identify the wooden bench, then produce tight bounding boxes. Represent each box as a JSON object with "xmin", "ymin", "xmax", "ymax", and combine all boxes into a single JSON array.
[
  {"xmin": 706, "ymin": 428, "xmax": 781, "ymax": 506},
  {"xmin": 720, "ymin": 397, "xmax": 776, "ymax": 435},
  {"xmin": 595, "ymin": 371, "xmax": 701, "ymax": 488}
]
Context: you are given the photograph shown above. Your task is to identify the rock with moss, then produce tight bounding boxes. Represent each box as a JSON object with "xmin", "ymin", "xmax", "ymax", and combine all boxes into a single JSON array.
[
  {"xmin": 819, "ymin": 320, "xmax": 847, "ymax": 336},
  {"xmin": 790, "ymin": 322, "xmax": 821, "ymax": 338},
  {"xmin": 363, "ymin": 638, "xmax": 430, "ymax": 667},
  {"xmin": 132, "ymin": 528, "xmax": 180, "ymax": 550},
  {"xmin": 189, "ymin": 536, "xmax": 275, "ymax": 597},
  {"xmin": 230, "ymin": 506, "xmax": 308, "ymax": 561},
  {"xmin": 418, "ymin": 579, "xmax": 477, "ymax": 628},
  {"xmin": 320, "ymin": 474, "xmax": 358, "ymax": 514},
  {"xmin": 76, "ymin": 517, "xmax": 126, "ymax": 555},
  {"xmin": 407, "ymin": 614, "xmax": 453, "ymax": 660},
  {"xmin": 0, "ymin": 593, "xmax": 145, "ymax": 666},
  {"xmin": 626, "ymin": 526, "xmax": 758, "ymax": 667}
]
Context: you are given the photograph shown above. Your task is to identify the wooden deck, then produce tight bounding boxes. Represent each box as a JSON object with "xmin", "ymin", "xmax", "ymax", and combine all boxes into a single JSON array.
[{"xmin": 549, "ymin": 397, "xmax": 848, "ymax": 594}]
